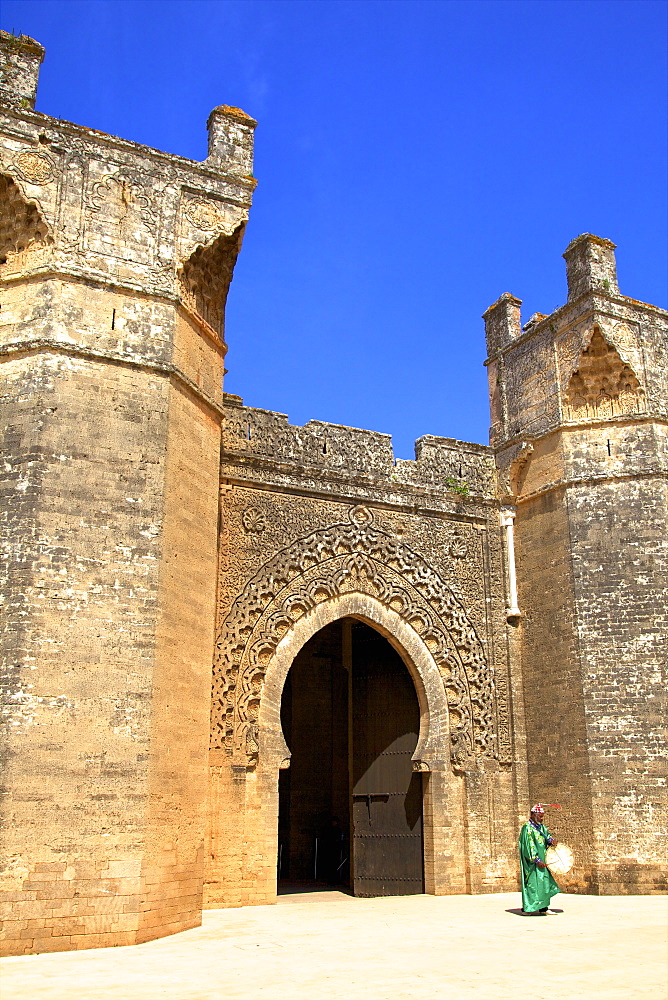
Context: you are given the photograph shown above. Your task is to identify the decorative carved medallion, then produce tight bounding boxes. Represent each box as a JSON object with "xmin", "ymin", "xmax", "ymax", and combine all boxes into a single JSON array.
[
  {"xmin": 449, "ymin": 535, "xmax": 468, "ymax": 560},
  {"xmin": 183, "ymin": 198, "xmax": 220, "ymax": 231},
  {"xmin": 241, "ymin": 507, "xmax": 268, "ymax": 533},
  {"xmin": 89, "ymin": 171, "xmax": 155, "ymax": 218},
  {"xmin": 212, "ymin": 505, "xmax": 497, "ymax": 770},
  {"xmin": 15, "ymin": 150, "xmax": 55, "ymax": 185}
]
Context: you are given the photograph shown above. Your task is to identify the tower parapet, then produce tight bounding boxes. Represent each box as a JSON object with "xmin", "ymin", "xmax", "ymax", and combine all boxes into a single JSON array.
[
  {"xmin": 0, "ymin": 31, "xmax": 256, "ymax": 365},
  {"xmin": 484, "ymin": 238, "xmax": 667, "ymax": 452}
]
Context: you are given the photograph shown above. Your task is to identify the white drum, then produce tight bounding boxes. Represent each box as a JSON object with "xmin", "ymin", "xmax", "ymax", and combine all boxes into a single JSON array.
[{"xmin": 545, "ymin": 843, "xmax": 574, "ymax": 875}]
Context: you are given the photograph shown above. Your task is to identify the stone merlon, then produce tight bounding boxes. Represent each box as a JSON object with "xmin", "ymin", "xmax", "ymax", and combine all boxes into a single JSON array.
[
  {"xmin": 563, "ymin": 233, "xmax": 619, "ymax": 301},
  {"xmin": 0, "ymin": 31, "xmax": 45, "ymax": 110},
  {"xmin": 483, "ymin": 292, "xmax": 522, "ymax": 357},
  {"xmin": 207, "ymin": 105, "xmax": 257, "ymax": 176}
]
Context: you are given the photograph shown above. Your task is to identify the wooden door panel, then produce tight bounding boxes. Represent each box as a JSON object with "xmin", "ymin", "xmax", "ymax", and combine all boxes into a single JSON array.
[{"xmin": 352, "ymin": 625, "xmax": 423, "ymax": 897}]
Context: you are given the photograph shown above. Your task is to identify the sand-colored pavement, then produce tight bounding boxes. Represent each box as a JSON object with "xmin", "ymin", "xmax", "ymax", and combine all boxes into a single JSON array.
[{"xmin": 2, "ymin": 890, "xmax": 666, "ymax": 1000}]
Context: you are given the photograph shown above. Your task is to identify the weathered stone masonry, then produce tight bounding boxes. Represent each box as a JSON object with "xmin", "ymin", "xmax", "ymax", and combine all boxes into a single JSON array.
[
  {"xmin": 207, "ymin": 399, "xmax": 523, "ymax": 906},
  {"xmin": 1, "ymin": 32, "xmax": 666, "ymax": 956},
  {"xmin": 485, "ymin": 234, "xmax": 668, "ymax": 893},
  {"xmin": 0, "ymin": 31, "xmax": 257, "ymax": 951}
]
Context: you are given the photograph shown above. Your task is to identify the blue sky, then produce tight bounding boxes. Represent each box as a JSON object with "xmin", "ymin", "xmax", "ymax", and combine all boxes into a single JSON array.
[{"xmin": 2, "ymin": 0, "xmax": 666, "ymax": 456}]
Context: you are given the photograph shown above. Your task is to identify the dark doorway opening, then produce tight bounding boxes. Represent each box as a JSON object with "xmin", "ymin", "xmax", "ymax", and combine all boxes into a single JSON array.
[
  {"xmin": 278, "ymin": 619, "xmax": 350, "ymax": 888},
  {"xmin": 278, "ymin": 618, "xmax": 424, "ymax": 896}
]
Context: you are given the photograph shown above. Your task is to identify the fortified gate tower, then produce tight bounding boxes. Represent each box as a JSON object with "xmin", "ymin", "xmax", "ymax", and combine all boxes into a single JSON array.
[
  {"xmin": 0, "ymin": 32, "xmax": 257, "ymax": 946},
  {"xmin": 484, "ymin": 236, "xmax": 668, "ymax": 893},
  {"xmin": 0, "ymin": 32, "xmax": 666, "ymax": 958}
]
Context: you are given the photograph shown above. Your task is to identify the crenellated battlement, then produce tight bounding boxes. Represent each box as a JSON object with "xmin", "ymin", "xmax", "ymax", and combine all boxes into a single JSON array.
[
  {"xmin": 484, "ymin": 235, "xmax": 668, "ymax": 450},
  {"xmin": 395, "ymin": 435, "xmax": 496, "ymax": 496},
  {"xmin": 222, "ymin": 395, "xmax": 496, "ymax": 498},
  {"xmin": 0, "ymin": 29, "xmax": 256, "ymax": 368},
  {"xmin": 222, "ymin": 397, "xmax": 394, "ymax": 476}
]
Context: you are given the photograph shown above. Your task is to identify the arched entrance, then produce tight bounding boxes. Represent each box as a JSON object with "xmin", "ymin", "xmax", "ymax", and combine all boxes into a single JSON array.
[
  {"xmin": 278, "ymin": 618, "xmax": 424, "ymax": 896},
  {"xmin": 205, "ymin": 580, "xmax": 474, "ymax": 907}
]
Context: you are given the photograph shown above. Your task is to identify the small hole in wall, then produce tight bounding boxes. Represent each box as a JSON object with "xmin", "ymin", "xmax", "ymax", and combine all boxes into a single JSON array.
[
  {"xmin": 111, "ymin": 309, "xmax": 116, "ymax": 330},
  {"xmin": 607, "ymin": 439, "xmax": 611, "ymax": 456},
  {"xmin": 322, "ymin": 440, "xmax": 327, "ymax": 455},
  {"xmin": 247, "ymin": 423, "xmax": 251, "ymax": 441}
]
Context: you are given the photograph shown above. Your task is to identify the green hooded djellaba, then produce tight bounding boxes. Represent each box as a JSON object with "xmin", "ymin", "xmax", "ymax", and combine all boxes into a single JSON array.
[{"xmin": 518, "ymin": 818, "xmax": 560, "ymax": 913}]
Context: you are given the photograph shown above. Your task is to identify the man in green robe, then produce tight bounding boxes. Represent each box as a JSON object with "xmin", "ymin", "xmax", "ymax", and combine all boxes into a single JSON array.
[{"xmin": 518, "ymin": 804, "xmax": 560, "ymax": 914}]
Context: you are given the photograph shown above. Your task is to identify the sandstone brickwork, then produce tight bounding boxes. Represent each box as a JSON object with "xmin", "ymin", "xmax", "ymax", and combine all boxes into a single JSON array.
[
  {"xmin": 1, "ymin": 31, "xmax": 665, "ymax": 958},
  {"xmin": 485, "ymin": 234, "xmax": 668, "ymax": 894},
  {"xmin": 0, "ymin": 31, "xmax": 256, "ymax": 953},
  {"xmin": 207, "ymin": 396, "xmax": 524, "ymax": 907}
]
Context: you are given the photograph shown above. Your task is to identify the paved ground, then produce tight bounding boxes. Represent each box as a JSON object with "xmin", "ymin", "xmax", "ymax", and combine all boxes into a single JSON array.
[{"xmin": 2, "ymin": 890, "xmax": 667, "ymax": 1000}]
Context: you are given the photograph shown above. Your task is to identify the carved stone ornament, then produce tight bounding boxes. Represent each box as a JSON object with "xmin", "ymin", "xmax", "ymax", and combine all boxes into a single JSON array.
[
  {"xmin": 89, "ymin": 171, "xmax": 156, "ymax": 222},
  {"xmin": 449, "ymin": 535, "xmax": 468, "ymax": 560},
  {"xmin": 563, "ymin": 327, "xmax": 644, "ymax": 421},
  {"xmin": 241, "ymin": 507, "xmax": 268, "ymax": 534},
  {"xmin": 212, "ymin": 505, "xmax": 497, "ymax": 770},
  {"xmin": 183, "ymin": 198, "xmax": 221, "ymax": 231},
  {"xmin": 0, "ymin": 173, "xmax": 52, "ymax": 265},
  {"xmin": 15, "ymin": 150, "xmax": 55, "ymax": 185}
]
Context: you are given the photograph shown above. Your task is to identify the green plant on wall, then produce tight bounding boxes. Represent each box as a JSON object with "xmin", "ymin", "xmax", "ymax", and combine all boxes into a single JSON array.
[{"xmin": 445, "ymin": 476, "xmax": 469, "ymax": 497}]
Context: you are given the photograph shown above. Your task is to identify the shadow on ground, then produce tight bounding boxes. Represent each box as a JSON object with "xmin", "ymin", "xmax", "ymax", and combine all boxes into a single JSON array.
[{"xmin": 506, "ymin": 906, "xmax": 564, "ymax": 916}]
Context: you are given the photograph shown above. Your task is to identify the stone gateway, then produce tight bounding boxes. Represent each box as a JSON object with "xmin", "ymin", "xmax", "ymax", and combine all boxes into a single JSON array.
[{"xmin": 1, "ymin": 33, "xmax": 666, "ymax": 955}]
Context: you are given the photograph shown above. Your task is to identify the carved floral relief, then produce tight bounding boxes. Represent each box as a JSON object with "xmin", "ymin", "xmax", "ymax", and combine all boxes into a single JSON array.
[
  {"xmin": 241, "ymin": 507, "xmax": 268, "ymax": 533},
  {"xmin": 15, "ymin": 150, "xmax": 55, "ymax": 185},
  {"xmin": 212, "ymin": 505, "xmax": 501, "ymax": 770}
]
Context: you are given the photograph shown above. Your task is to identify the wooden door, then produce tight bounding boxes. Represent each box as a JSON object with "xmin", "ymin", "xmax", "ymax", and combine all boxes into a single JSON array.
[{"xmin": 351, "ymin": 624, "xmax": 423, "ymax": 896}]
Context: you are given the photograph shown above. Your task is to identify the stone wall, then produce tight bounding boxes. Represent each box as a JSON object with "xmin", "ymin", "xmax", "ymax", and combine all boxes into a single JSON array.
[
  {"xmin": 2, "ymin": 27, "xmax": 665, "ymax": 961},
  {"xmin": 486, "ymin": 235, "xmax": 668, "ymax": 893},
  {"xmin": 207, "ymin": 396, "xmax": 527, "ymax": 907},
  {"xmin": 0, "ymin": 31, "xmax": 256, "ymax": 954},
  {"xmin": 1, "ymin": 354, "xmax": 169, "ymax": 952}
]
